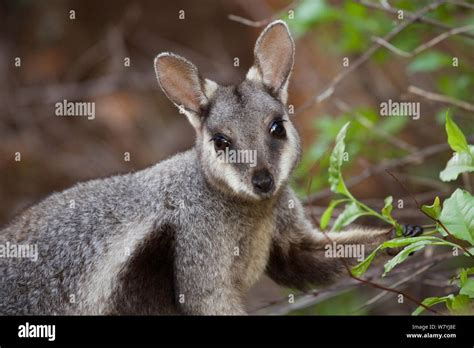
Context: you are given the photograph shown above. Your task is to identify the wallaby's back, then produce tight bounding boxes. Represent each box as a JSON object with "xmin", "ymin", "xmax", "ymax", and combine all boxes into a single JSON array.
[{"xmin": 0, "ymin": 150, "xmax": 201, "ymax": 314}]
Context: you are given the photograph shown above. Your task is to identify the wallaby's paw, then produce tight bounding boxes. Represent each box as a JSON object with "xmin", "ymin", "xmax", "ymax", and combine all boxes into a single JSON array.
[
  {"xmin": 387, "ymin": 224, "xmax": 424, "ymax": 256},
  {"xmin": 402, "ymin": 224, "xmax": 423, "ymax": 237}
]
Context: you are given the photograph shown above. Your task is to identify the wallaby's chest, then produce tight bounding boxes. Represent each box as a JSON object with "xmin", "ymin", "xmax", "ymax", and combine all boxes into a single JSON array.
[{"xmin": 229, "ymin": 210, "xmax": 275, "ymax": 292}]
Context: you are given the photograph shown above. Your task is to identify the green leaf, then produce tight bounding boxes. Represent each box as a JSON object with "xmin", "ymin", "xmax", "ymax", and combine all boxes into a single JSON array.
[
  {"xmin": 331, "ymin": 202, "xmax": 369, "ymax": 232},
  {"xmin": 381, "ymin": 196, "xmax": 393, "ymax": 218},
  {"xmin": 446, "ymin": 294, "xmax": 471, "ymax": 314},
  {"xmin": 460, "ymin": 269, "xmax": 468, "ymax": 287},
  {"xmin": 421, "ymin": 196, "xmax": 441, "ymax": 220},
  {"xmin": 412, "ymin": 296, "xmax": 451, "ymax": 316},
  {"xmin": 351, "ymin": 237, "xmax": 431, "ymax": 277},
  {"xmin": 418, "ymin": 289, "xmax": 472, "ymax": 315},
  {"xmin": 459, "ymin": 267, "xmax": 474, "ymax": 287},
  {"xmin": 383, "ymin": 241, "xmax": 430, "ymax": 276},
  {"xmin": 445, "ymin": 113, "xmax": 470, "ymax": 153},
  {"xmin": 351, "ymin": 245, "xmax": 381, "ymax": 277},
  {"xmin": 383, "ymin": 238, "xmax": 460, "ymax": 276},
  {"xmin": 378, "ymin": 236, "xmax": 436, "ymax": 248},
  {"xmin": 352, "ymin": 236, "xmax": 460, "ymax": 277},
  {"xmin": 328, "ymin": 122, "xmax": 351, "ymax": 196},
  {"xmin": 394, "ymin": 224, "xmax": 403, "ymax": 237},
  {"xmin": 407, "ymin": 51, "xmax": 451, "ymax": 73},
  {"xmin": 440, "ymin": 146, "xmax": 474, "ymax": 182},
  {"xmin": 380, "ymin": 195, "xmax": 400, "ymax": 232},
  {"xmin": 439, "ymin": 189, "xmax": 474, "ymax": 245},
  {"xmin": 320, "ymin": 199, "xmax": 348, "ymax": 230},
  {"xmin": 460, "ymin": 279, "xmax": 474, "ymax": 298}
]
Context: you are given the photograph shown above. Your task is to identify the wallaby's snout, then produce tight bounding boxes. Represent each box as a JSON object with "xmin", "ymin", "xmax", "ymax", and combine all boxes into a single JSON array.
[{"xmin": 252, "ymin": 169, "xmax": 274, "ymax": 195}]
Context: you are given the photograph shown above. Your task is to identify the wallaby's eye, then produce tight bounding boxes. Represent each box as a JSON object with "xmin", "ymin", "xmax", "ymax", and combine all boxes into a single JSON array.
[
  {"xmin": 211, "ymin": 134, "xmax": 231, "ymax": 152},
  {"xmin": 269, "ymin": 120, "xmax": 286, "ymax": 138}
]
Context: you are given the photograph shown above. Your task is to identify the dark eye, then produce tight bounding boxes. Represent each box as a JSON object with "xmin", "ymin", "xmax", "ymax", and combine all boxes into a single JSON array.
[
  {"xmin": 211, "ymin": 134, "xmax": 231, "ymax": 152},
  {"xmin": 269, "ymin": 120, "xmax": 286, "ymax": 138}
]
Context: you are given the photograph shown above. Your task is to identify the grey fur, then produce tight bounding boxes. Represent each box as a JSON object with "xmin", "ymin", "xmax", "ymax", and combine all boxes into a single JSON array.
[{"xmin": 0, "ymin": 20, "xmax": 393, "ymax": 315}]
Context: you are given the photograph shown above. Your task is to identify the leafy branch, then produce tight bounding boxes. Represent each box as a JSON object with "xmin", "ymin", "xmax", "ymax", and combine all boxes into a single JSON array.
[{"xmin": 322, "ymin": 113, "xmax": 474, "ymax": 315}]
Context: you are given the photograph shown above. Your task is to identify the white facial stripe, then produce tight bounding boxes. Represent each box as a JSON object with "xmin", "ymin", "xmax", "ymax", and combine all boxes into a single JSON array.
[
  {"xmin": 276, "ymin": 122, "xmax": 298, "ymax": 190},
  {"xmin": 202, "ymin": 130, "xmax": 259, "ymax": 199}
]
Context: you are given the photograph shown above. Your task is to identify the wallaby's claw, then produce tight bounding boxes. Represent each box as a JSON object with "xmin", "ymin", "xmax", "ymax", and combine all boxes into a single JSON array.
[
  {"xmin": 402, "ymin": 224, "xmax": 423, "ymax": 237},
  {"xmin": 387, "ymin": 224, "xmax": 424, "ymax": 256}
]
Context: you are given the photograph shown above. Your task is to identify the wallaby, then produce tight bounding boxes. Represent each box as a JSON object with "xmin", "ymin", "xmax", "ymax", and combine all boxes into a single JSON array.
[{"xmin": 0, "ymin": 20, "xmax": 422, "ymax": 315}]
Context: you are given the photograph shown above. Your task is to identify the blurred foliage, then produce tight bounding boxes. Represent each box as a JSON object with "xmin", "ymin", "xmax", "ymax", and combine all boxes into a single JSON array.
[
  {"xmin": 283, "ymin": 0, "xmax": 474, "ymax": 315},
  {"xmin": 292, "ymin": 108, "xmax": 408, "ymax": 196},
  {"xmin": 285, "ymin": 0, "xmax": 474, "ymax": 198}
]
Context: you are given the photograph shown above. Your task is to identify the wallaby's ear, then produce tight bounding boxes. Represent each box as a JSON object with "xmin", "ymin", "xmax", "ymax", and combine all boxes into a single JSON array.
[
  {"xmin": 154, "ymin": 52, "xmax": 218, "ymax": 128},
  {"xmin": 247, "ymin": 20, "xmax": 294, "ymax": 104}
]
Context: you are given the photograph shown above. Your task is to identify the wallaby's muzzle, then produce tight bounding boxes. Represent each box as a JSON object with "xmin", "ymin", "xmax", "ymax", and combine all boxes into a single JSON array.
[{"xmin": 252, "ymin": 169, "xmax": 274, "ymax": 195}]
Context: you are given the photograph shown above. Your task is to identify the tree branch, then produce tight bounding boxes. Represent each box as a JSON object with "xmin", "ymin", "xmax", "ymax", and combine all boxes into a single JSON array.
[
  {"xmin": 295, "ymin": 0, "xmax": 447, "ymax": 116},
  {"xmin": 356, "ymin": 253, "xmax": 453, "ymax": 312},
  {"xmin": 408, "ymin": 85, "xmax": 474, "ymax": 112},
  {"xmin": 355, "ymin": 0, "xmax": 474, "ymax": 40},
  {"xmin": 372, "ymin": 24, "xmax": 474, "ymax": 57}
]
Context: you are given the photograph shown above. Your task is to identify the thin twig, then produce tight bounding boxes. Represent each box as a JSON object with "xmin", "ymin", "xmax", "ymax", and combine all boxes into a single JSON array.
[
  {"xmin": 295, "ymin": 0, "xmax": 447, "ymax": 116},
  {"xmin": 394, "ymin": 173, "xmax": 451, "ymax": 192},
  {"xmin": 408, "ymin": 85, "xmax": 474, "ymax": 112},
  {"xmin": 372, "ymin": 24, "xmax": 474, "ymax": 57},
  {"xmin": 371, "ymin": 36, "xmax": 412, "ymax": 57},
  {"xmin": 356, "ymin": 253, "xmax": 451, "ymax": 312},
  {"xmin": 228, "ymin": 0, "xmax": 299, "ymax": 27},
  {"xmin": 411, "ymin": 24, "xmax": 474, "ymax": 55},
  {"xmin": 355, "ymin": 0, "xmax": 474, "ymax": 40},
  {"xmin": 358, "ymin": 264, "xmax": 433, "ymax": 311},
  {"xmin": 448, "ymin": 0, "xmax": 474, "ymax": 10}
]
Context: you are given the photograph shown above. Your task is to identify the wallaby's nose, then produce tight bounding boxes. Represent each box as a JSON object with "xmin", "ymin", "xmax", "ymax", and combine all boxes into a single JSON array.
[{"xmin": 252, "ymin": 169, "xmax": 274, "ymax": 194}]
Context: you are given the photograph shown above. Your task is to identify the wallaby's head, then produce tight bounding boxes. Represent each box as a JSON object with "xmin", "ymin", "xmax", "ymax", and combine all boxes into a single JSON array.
[{"xmin": 154, "ymin": 20, "xmax": 300, "ymax": 200}]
